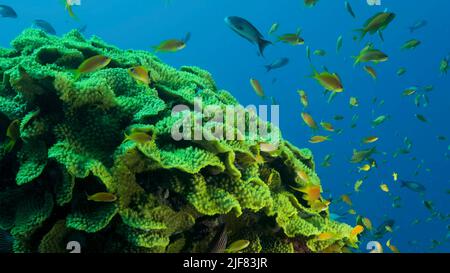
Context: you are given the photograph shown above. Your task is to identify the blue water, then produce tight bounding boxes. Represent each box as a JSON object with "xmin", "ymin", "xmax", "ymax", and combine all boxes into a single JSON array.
[{"xmin": 1, "ymin": 0, "xmax": 449, "ymax": 253}]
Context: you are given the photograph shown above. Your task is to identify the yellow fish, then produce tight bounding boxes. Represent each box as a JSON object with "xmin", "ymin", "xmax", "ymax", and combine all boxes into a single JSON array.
[
  {"xmin": 358, "ymin": 164, "xmax": 371, "ymax": 172},
  {"xmin": 123, "ymin": 130, "xmax": 153, "ymax": 144},
  {"xmin": 362, "ymin": 217, "xmax": 373, "ymax": 230},
  {"xmin": 152, "ymin": 39, "xmax": 186, "ymax": 53},
  {"xmin": 87, "ymin": 192, "xmax": 117, "ymax": 202},
  {"xmin": 5, "ymin": 119, "xmax": 20, "ymax": 152},
  {"xmin": 312, "ymin": 69, "xmax": 344, "ymax": 93},
  {"xmin": 392, "ymin": 172, "xmax": 398, "ymax": 181},
  {"xmin": 364, "ymin": 65, "xmax": 377, "ymax": 79},
  {"xmin": 380, "ymin": 183, "xmax": 390, "ymax": 192},
  {"xmin": 301, "ymin": 112, "xmax": 318, "ymax": 130},
  {"xmin": 309, "ymin": 135, "xmax": 331, "ymax": 144},
  {"xmin": 74, "ymin": 55, "xmax": 111, "ymax": 79},
  {"xmin": 250, "ymin": 78, "xmax": 265, "ymax": 98},
  {"xmin": 386, "ymin": 239, "xmax": 400, "ymax": 253},
  {"xmin": 349, "ymin": 97, "xmax": 359, "ymax": 107},
  {"xmin": 354, "ymin": 180, "xmax": 363, "ymax": 192},
  {"xmin": 290, "ymin": 184, "xmax": 321, "ymax": 204},
  {"xmin": 277, "ymin": 29, "xmax": 304, "ymax": 45},
  {"xmin": 385, "ymin": 225, "xmax": 393, "ymax": 233},
  {"xmin": 362, "ymin": 136, "xmax": 378, "ymax": 144},
  {"xmin": 341, "ymin": 194, "xmax": 353, "ymax": 206},
  {"xmin": 320, "ymin": 121, "xmax": 335, "ymax": 132},
  {"xmin": 297, "ymin": 90, "xmax": 309, "ymax": 107},
  {"xmin": 128, "ymin": 66, "xmax": 150, "ymax": 85}
]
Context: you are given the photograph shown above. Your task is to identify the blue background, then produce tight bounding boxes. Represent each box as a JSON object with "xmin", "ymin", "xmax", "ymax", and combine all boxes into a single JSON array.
[{"xmin": 1, "ymin": 0, "xmax": 448, "ymax": 253}]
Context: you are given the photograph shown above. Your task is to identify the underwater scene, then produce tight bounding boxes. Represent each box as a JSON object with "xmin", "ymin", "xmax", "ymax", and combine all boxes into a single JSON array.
[{"xmin": 0, "ymin": 0, "xmax": 449, "ymax": 254}]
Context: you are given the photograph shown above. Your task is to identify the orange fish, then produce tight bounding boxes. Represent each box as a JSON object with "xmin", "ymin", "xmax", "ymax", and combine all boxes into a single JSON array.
[
  {"xmin": 301, "ymin": 112, "xmax": 318, "ymax": 129},
  {"xmin": 152, "ymin": 39, "xmax": 186, "ymax": 53},
  {"xmin": 87, "ymin": 192, "xmax": 117, "ymax": 202},
  {"xmin": 290, "ymin": 184, "xmax": 321, "ymax": 203},
  {"xmin": 351, "ymin": 225, "xmax": 364, "ymax": 236},
  {"xmin": 74, "ymin": 55, "xmax": 111, "ymax": 79},
  {"xmin": 341, "ymin": 194, "xmax": 353, "ymax": 206},
  {"xmin": 250, "ymin": 78, "xmax": 265, "ymax": 98},
  {"xmin": 364, "ymin": 65, "xmax": 377, "ymax": 79},
  {"xmin": 128, "ymin": 66, "xmax": 150, "ymax": 85},
  {"xmin": 320, "ymin": 121, "xmax": 335, "ymax": 132},
  {"xmin": 309, "ymin": 135, "xmax": 330, "ymax": 144}
]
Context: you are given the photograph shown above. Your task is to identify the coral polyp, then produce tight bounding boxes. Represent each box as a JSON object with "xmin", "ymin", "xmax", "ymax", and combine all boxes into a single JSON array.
[{"xmin": 0, "ymin": 29, "xmax": 355, "ymax": 253}]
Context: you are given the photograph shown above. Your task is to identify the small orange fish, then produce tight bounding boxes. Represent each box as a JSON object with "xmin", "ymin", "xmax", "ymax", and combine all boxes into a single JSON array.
[
  {"xmin": 290, "ymin": 184, "xmax": 321, "ymax": 203},
  {"xmin": 364, "ymin": 65, "xmax": 377, "ymax": 79},
  {"xmin": 87, "ymin": 192, "xmax": 117, "ymax": 202},
  {"xmin": 341, "ymin": 194, "xmax": 352, "ymax": 206},
  {"xmin": 250, "ymin": 78, "xmax": 265, "ymax": 98},
  {"xmin": 362, "ymin": 136, "xmax": 379, "ymax": 144},
  {"xmin": 74, "ymin": 55, "xmax": 111, "ymax": 79},
  {"xmin": 128, "ymin": 66, "xmax": 150, "ymax": 85},
  {"xmin": 386, "ymin": 239, "xmax": 400, "ymax": 253},
  {"xmin": 309, "ymin": 135, "xmax": 330, "ymax": 144},
  {"xmin": 320, "ymin": 122, "xmax": 335, "ymax": 132},
  {"xmin": 297, "ymin": 90, "xmax": 308, "ymax": 107},
  {"xmin": 362, "ymin": 217, "xmax": 373, "ymax": 230},
  {"xmin": 351, "ymin": 225, "xmax": 364, "ymax": 236},
  {"xmin": 301, "ymin": 112, "xmax": 318, "ymax": 130},
  {"xmin": 123, "ymin": 131, "xmax": 153, "ymax": 144},
  {"xmin": 152, "ymin": 39, "xmax": 186, "ymax": 53}
]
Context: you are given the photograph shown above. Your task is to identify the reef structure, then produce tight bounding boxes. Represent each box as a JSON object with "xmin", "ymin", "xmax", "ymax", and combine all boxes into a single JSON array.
[{"xmin": 0, "ymin": 29, "xmax": 356, "ymax": 253}]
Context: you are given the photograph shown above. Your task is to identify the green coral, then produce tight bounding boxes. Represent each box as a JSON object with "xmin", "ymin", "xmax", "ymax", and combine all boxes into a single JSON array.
[{"xmin": 0, "ymin": 29, "xmax": 356, "ymax": 253}]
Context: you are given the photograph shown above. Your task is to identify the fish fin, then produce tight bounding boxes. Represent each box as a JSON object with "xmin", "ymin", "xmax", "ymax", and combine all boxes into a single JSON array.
[
  {"xmin": 257, "ymin": 38, "xmax": 272, "ymax": 57},
  {"xmin": 71, "ymin": 69, "xmax": 81, "ymax": 80},
  {"xmin": 354, "ymin": 29, "xmax": 366, "ymax": 41},
  {"xmin": 378, "ymin": 31, "xmax": 385, "ymax": 42}
]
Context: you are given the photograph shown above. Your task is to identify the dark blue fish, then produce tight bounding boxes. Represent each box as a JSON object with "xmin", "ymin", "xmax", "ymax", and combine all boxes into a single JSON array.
[
  {"xmin": 409, "ymin": 20, "xmax": 427, "ymax": 33},
  {"xmin": 225, "ymin": 16, "xmax": 272, "ymax": 57},
  {"xmin": 77, "ymin": 24, "xmax": 88, "ymax": 33},
  {"xmin": 373, "ymin": 219, "xmax": 395, "ymax": 239},
  {"xmin": 0, "ymin": 5, "xmax": 17, "ymax": 18},
  {"xmin": 400, "ymin": 180, "xmax": 426, "ymax": 193},
  {"xmin": 33, "ymin": 20, "xmax": 57, "ymax": 35},
  {"xmin": 344, "ymin": 1, "xmax": 356, "ymax": 18},
  {"xmin": 264, "ymin": 57, "xmax": 289, "ymax": 72}
]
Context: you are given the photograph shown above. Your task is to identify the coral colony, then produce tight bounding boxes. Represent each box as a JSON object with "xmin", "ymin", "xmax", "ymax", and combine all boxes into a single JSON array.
[{"xmin": 0, "ymin": 29, "xmax": 355, "ymax": 253}]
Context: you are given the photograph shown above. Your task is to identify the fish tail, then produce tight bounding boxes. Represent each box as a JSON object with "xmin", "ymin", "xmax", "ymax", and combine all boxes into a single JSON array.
[
  {"xmin": 4, "ymin": 139, "xmax": 15, "ymax": 153},
  {"xmin": 264, "ymin": 65, "xmax": 272, "ymax": 72},
  {"xmin": 354, "ymin": 29, "xmax": 366, "ymax": 41},
  {"xmin": 257, "ymin": 38, "xmax": 272, "ymax": 57},
  {"xmin": 71, "ymin": 69, "xmax": 81, "ymax": 80}
]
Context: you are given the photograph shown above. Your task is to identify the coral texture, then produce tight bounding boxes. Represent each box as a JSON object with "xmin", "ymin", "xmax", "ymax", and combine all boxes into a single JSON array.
[{"xmin": 0, "ymin": 29, "xmax": 356, "ymax": 253}]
